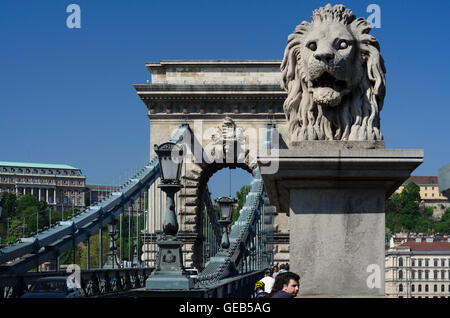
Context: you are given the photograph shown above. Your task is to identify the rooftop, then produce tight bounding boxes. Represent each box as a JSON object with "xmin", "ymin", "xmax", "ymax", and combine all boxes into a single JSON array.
[
  {"xmin": 0, "ymin": 161, "xmax": 79, "ymax": 170},
  {"xmin": 403, "ymin": 176, "xmax": 438, "ymax": 185},
  {"xmin": 400, "ymin": 241, "xmax": 450, "ymax": 251}
]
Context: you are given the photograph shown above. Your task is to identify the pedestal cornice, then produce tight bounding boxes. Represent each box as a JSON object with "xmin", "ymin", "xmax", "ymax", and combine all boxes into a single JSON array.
[{"xmin": 258, "ymin": 147, "xmax": 424, "ymax": 215}]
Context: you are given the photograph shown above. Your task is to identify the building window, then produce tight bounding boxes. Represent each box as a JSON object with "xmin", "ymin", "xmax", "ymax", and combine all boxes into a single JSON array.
[
  {"xmin": 434, "ymin": 259, "xmax": 438, "ymax": 267},
  {"xmin": 63, "ymin": 180, "xmax": 67, "ymax": 185},
  {"xmin": 399, "ymin": 284, "xmax": 403, "ymax": 292},
  {"xmin": 412, "ymin": 259, "xmax": 415, "ymax": 267},
  {"xmin": 425, "ymin": 271, "xmax": 429, "ymax": 279},
  {"xmin": 64, "ymin": 197, "xmax": 67, "ymax": 204},
  {"xmin": 441, "ymin": 270, "xmax": 445, "ymax": 280},
  {"xmin": 434, "ymin": 270, "xmax": 438, "ymax": 280},
  {"xmin": 418, "ymin": 285, "xmax": 422, "ymax": 292},
  {"xmin": 411, "ymin": 284, "xmax": 415, "ymax": 292},
  {"xmin": 418, "ymin": 259, "xmax": 422, "ymax": 267},
  {"xmin": 398, "ymin": 270, "xmax": 403, "ymax": 280},
  {"xmin": 434, "ymin": 285, "xmax": 437, "ymax": 292},
  {"xmin": 442, "ymin": 285, "xmax": 445, "ymax": 292},
  {"xmin": 77, "ymin": 198, "xmax": 81, "ymax": 205},
  {"xmin": 425, "ymin": 285, "xmax": 429, "ymax": 292},
  {"xmin": 411, "ymin": 270, "xmax": 416, "ymax": 279},
  {"xmin": 425, "ymin": 259, "xmax": 429, "ymax": 267},
  {"xmin": 71, "ymin": 180, "xmax": 74, "ymax": 185},
  {"xmin": 441, "ymin": 259, "xmax": 446, "ymax": 267},
  {"xmin": 399, "ymin": 257, "xmax": 403, "ymax": 267}
]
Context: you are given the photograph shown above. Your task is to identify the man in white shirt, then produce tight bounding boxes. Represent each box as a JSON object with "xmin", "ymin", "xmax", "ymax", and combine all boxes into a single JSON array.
[{"xmin": 260, "ymin": 269, "xmax": 275, "ymax": 293}]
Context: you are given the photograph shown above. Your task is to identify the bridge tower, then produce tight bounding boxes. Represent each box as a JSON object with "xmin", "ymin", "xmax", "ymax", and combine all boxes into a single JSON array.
[{"xmin": 134, "ymin": 61, "xmax": 290, "ymax": 268}]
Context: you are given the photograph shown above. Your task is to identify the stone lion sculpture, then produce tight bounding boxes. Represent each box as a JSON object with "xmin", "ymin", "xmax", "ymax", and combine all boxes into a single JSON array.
[{"xmin": 281, "ymin": 4, "xmax": 386, "ymax": 142}]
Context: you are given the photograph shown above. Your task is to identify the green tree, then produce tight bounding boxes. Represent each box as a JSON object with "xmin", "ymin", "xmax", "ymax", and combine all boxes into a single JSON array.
[
  {"xmin": 385, "ymin": 182, "xmax": 437, "ymax": 234},
  {"xmin": 232, "ymin": 185, "xmax": 251, "ymax": 224},
  {"xmin": 434, "ymin": 208, "xmax": 450, "ymax": 234}
]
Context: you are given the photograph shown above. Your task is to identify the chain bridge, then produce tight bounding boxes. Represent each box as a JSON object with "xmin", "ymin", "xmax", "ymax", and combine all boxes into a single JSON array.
[{"xmin": 0, "ymin": 61, "xmax": 290, "ymax": 298}]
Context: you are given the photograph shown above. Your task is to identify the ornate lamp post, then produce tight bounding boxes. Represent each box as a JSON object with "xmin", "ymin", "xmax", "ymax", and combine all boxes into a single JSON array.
[
  {"xmin": 216, "ymin": 196, "xmax": 237, "ymax": 249},
  {"xmin": 103, "ymin": 219, "xmax": 121, "ymax": 269},
  {"xmin": 146, "ymin": 142, "xmax": 192, "ymax": 290}
]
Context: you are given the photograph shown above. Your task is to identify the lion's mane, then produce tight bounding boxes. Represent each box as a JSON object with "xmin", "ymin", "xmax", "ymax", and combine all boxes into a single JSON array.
[{"xmin": 281, "ymin": 4, "xmax": 386, "ymax": 141}]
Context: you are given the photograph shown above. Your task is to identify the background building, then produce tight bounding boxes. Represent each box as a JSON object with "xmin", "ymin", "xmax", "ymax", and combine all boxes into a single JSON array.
[
  {"xmin": 85, "ymin": 184, "xmax": 120, "ymax": 206},
  {"xmin": 385, "ymin": 236, "xmax": 450, "ymax": 298},
  {"xmin": 0, "ymin": 161, "xmax": 86, "ymax": 211},
  {"xmin": 395, "ymin": 176, "xmax": 450, "ymax": 219}
]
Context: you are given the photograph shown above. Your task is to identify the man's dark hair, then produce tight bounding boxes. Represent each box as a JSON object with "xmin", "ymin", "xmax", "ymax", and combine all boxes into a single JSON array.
[
  {"xmin": 268, "ymin": 272, "xmax": 300, "ymax": 297},
  {"xmin": 279, "ymin": 272, "xmax": 299, "ymax": 286},
  {"xmin": 264, "ymin": 268, "xmax": 272, "ymax": 276}
]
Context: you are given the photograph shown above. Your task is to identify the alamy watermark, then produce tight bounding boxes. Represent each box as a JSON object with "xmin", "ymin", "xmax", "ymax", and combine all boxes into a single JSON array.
[
  {"xmin": 66, "ymin": 4, "xmax": 81, "ymax": 29},
  {"xmin": 367, "ymin": 4, "xmax": 381, "ymax": 29},
  {"xmin": 366, "ymin": 264, "xmax": 382, "ymax": 289},
  {"xmin": 66, "ymin": 264, "xmax": 82, "ymax": 290}
]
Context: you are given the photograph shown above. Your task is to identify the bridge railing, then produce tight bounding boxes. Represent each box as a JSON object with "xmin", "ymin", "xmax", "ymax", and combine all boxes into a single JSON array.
[
  {"xmin": 0, "ymin": 267, "xmax": 153, "ymax": 298},
  {"xmin": 0, "ymin": 124, "xmax": 190, "ymax": 275},
  {"xmin": 195, "ymin": 167, "xmax": 272, "ymax": 288}
]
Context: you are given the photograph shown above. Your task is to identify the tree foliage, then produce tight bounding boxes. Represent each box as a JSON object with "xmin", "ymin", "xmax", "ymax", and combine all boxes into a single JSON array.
[{"xmin": 386, "ymin": 182, "xmax": 450, "ymax": 234}]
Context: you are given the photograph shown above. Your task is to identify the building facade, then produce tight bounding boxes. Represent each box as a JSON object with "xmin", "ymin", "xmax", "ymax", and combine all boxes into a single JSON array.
[
  {"xmin": 385, "ymin": 237, "xmax": 450, "ymax": 298},
  {"xmin": 395, "ymin": 176, "xmax": 450, "ymax": 219},
  {"xmin": 0, "ymin": 161, "xmax": 86, "ymax": 210},
  {"xmin": 85, "ymin": 184, "xmax": 120, "ymax": 206}
]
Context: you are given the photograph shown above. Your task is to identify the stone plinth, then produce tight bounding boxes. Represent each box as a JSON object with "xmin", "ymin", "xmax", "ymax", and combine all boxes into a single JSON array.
[
  {"xmin": 258, "ymin": 143, "xmax": 423, "ymax": 297},
  {"xmin": 146, "ymin": 238, "xmax": 193, "ymax": 290}
]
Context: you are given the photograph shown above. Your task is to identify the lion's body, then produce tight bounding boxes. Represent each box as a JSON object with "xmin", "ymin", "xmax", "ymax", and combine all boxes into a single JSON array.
[{"xmin": 281, "ymin": 4, "xmax": 386, "ymax": 142}]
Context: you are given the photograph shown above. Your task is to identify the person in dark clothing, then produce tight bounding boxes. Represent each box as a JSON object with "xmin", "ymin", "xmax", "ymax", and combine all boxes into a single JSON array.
[
  {"xmin": 269, "ymin": 272, "xmax": 300, "ymax": 298},
  {"xmin": 252, "ymin": 280, "xmax": 269, "ymax": 298}
]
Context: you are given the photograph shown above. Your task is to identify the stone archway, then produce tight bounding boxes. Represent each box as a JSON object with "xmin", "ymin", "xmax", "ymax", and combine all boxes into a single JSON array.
[{"xmin": 135, "ymin": 60, "xmax": 290, "ymax": 268}]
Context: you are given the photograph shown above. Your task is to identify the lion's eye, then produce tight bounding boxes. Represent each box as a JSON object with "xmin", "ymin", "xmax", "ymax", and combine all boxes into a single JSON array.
[
  {"xmin": 338, "ymin": 40, "xmax": 349, "ymax": 50},
  {"xmin": 307, "ymin": 42, "xmax": 317, "ymax": 51}
]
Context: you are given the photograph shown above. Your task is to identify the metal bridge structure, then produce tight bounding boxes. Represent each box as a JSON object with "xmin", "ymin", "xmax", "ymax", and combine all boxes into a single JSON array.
[
  {"xmin": 0, "ymin": 60, "xmax": 286, "ymax": 298},
  {"xmin": 0, "ymin": 122, "xmax": 276, "ymax": 298}
]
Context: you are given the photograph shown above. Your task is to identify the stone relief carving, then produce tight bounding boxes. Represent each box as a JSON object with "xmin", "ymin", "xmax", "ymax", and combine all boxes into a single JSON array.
[{"xmin": 281, "ymin": 4, "xmax": 386, "ymax": 142}]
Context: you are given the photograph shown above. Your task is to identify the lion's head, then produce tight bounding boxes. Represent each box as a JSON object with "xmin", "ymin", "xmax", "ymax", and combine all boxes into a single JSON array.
[{"xmin": 281, "ymin": 4, "xmax": 386, "ymax": 141}]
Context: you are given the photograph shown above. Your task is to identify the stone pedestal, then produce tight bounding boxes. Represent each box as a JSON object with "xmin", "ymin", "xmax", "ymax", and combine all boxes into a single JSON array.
[
  {"xmin": 258, "ymin": 143, "xmax": 423, "ymax": 297},
  {"xmin": 145, "ymin": 237, "xmax": 193, "ymax": 290}
]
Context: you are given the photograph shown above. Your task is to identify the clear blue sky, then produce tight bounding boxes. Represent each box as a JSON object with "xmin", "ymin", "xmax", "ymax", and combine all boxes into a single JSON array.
[{"xmin": 1, "ymin": 1, "xmax": 449, "ymax": 200}]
